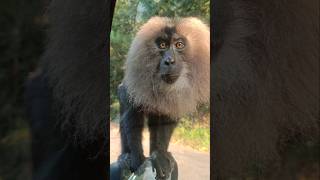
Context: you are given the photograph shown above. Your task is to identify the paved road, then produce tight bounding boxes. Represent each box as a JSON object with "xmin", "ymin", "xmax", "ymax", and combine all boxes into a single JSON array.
[{"xmin": 110, "ymin": 122, "xmax": 210, "ymax": 180}]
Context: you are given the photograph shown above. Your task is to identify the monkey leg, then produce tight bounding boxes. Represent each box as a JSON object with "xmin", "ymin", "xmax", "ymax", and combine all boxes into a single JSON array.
[
  {"xmin": 148, "ymin": 114, "xmax": 178, "ymax": 180},
  {"xmin": 118, "ymin": 84, "xmax": 145, "ymax": 172}
]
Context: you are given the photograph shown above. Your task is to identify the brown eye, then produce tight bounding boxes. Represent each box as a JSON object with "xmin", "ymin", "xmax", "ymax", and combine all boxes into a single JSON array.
[
  {"xmin": 175, "ymin": 42, "xmax": 185, "ymax": 49},
  {"xmin": 159, "ymin": 42, "xmax": 166, "ymax": 49}
]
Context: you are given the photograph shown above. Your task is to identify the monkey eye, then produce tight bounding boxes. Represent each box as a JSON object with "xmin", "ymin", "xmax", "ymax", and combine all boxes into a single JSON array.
[
  {"xmin": 159, "ymin": 42, "xmax": 167, "ymax": 49},
  {"xmin": 175, "ymin": 42, "xmax": 185, "ymax": 49}
]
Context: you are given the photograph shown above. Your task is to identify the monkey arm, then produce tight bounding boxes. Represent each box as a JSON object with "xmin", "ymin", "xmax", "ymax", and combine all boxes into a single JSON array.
[
  {"xmin": 117, "ymin": 84, "xmax": 179, "ymax": 179},
  {"xmin": 118, "ymin": 84, "xmax": 145, "ymax": 171},
  {"xmin": 148, "ymin": 114, "xmax": 178, "ymax": 153},
  {"xmin": 148, "ymin": 114, "xmax": 178, "ymax": 179},
  {"xmin": 118, "ymin": 84, "xmax": 131, "ymax": 154}
]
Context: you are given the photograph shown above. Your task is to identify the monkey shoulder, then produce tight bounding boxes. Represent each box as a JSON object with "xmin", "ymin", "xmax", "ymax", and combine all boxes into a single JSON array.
[
  {"xmin": 117, "ymin": 83, "xmax": 128, "ymax": 103},
  {"xmin": 117, "ymin": 83, "xmax": 144, "ymax": 115}
]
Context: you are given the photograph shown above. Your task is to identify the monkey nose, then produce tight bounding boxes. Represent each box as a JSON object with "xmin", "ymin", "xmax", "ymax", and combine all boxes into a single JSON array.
[{"xmin": 164, "ymin": 57, "xmax": 175, "ymax": 65}]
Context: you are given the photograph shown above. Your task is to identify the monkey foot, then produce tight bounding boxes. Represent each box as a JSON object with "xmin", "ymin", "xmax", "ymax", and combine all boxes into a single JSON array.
[{"xmin": 117, "ymin": 153, "xmax": 145, "ymax": 174}]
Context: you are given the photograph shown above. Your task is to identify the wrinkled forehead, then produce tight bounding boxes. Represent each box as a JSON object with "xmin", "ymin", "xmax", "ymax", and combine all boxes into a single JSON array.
[
  {"xmin": 157, "ymin": 26, "xmax": 179, "ymax": 41},
  {"xmin": 137, "ymin": 17, "xmax": 188, "ymax": 43},
  {"xmin": 155, "ymin": 23, "xmax": 188, "ymax": 43}
]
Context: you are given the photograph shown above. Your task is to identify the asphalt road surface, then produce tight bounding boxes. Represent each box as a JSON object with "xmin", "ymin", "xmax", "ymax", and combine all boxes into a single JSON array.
[{"xmin": 110, "ymin": 122, "xmax": 210, "ymax": 180}]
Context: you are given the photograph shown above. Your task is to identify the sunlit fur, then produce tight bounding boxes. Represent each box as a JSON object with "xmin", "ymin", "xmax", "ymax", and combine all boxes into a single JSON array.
[{"xmin": 123, "ymin": 17, "xmax": 210, "ymax": 118}]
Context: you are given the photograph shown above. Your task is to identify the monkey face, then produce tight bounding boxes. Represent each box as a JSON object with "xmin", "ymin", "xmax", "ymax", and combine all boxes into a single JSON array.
[
  {"xmin": 155, "ymin": 27, "xmax": 187, "ymax": 84},
  {"xmin": 124, "ymin": 17, "xmax": 209, "ymax": 117}
]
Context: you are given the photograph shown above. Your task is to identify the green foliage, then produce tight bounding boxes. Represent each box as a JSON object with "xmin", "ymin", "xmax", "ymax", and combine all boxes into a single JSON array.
[
  {"xmin": 138, "ymin": 0, "xmax": 210, "ymax": 22},
  {"xmin": 110, "ymin": 101, "xmax": 120, "ymax": 122},
  {"xmin": 110, "ymin": 0, "xmax": 210, "ymax": 122}
]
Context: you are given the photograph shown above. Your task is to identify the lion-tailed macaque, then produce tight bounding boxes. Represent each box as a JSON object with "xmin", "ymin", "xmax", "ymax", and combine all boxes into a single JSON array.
[{"xmin": 117, "ymin": 17, "xmax": 210, "ymax": 179}]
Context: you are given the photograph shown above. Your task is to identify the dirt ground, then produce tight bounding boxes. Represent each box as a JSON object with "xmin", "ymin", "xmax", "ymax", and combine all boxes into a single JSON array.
[{"xmin": 110, "ymin": 122, "xmax": 210, "ymax": 180}]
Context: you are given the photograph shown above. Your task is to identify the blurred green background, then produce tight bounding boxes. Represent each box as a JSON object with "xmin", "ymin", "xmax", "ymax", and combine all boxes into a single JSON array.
[
  {"xmin": 110, "ymin": 0, "xmax": 210, "ymax": 152},
  {"xmin": 0, "ymin": 0, "xmax": 49, "ymax": 180}
]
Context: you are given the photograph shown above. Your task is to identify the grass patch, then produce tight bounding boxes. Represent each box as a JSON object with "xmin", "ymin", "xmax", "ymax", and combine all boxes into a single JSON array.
[{"xmin": 172, "ymin": 116, "xmax": 210, "ymax": 152}]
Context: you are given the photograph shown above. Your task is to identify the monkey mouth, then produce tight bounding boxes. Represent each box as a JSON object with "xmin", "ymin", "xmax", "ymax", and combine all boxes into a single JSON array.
[{"xmin": 161, "ymin": 74, "xmax": 179, "ymax": 84}]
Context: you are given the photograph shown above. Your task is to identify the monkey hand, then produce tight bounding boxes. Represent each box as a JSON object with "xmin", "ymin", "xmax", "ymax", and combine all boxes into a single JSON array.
[
  {"xmin": 150, "ymin": 151, "xmax": 177, "ymax": 180},
  {"xmin": 130, "ymin": 153, "xmax": 146, "ymax": 174}
]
